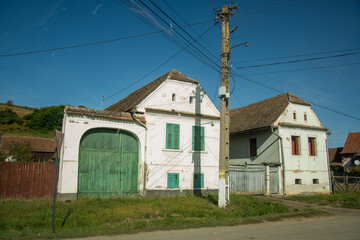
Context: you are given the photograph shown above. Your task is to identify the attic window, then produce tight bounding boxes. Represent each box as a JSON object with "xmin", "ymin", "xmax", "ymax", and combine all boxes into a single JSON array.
[
  {"xmin": 189, "ymin": 96, "xmax": 194, "ymax": 104},
  {"xmin": 293, "ymin": 111, "xmax": 297, "ymax": 120},
  {"xmin": 304, "ymin": 112, "xmax": 307, "ymax": 121},
  {"xmin": 172, "ymin": 94, "xmax": 176, "ymax": 101}
]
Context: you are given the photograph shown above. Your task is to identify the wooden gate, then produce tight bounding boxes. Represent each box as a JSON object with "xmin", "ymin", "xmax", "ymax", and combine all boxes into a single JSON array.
[
  {"xmin": 269, "ymin": 166, "xmax": 279, "ymax": 194},
  {"xmin": 229, "ymin": 164, "xmax": 265, "ymax": 194},
  {"xmin": 332, "ymin": 176, "xmax": 360, "ymax": 193},
  {"xmin": 78, "ymin": 128, "xmax": 139, "ymax": 198}
]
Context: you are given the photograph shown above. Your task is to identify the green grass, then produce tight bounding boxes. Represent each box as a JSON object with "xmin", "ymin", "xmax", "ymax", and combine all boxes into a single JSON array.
[
  {"xmin": 0, "ymin": 194, "xmax": 321, "ymax": 240},
  {"xmin": 284, "ymin": 192, "xmax": 360, "ymax": 209}
]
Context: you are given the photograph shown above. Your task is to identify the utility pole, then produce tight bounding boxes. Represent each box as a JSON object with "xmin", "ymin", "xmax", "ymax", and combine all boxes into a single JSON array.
[{"xmin": 217, "ymin": 4, "xmax": 237, "ymax": 208}]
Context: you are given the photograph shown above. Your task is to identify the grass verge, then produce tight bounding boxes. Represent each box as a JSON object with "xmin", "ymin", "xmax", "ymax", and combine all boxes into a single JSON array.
[
  {"xmin": 0, "ymin": 194, "xmax": 325, "ymax": 239},
  {"xmin": 284, "ymin": 192, "xmax": 360, "ymax": 209}
]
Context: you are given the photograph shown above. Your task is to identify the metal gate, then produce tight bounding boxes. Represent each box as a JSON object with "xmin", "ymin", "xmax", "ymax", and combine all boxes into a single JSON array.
[
  {"xmin": 78, "ymin": 128, "xmax": 139, "ymax": 198},
  {"xmin": 230, "ymin": 164, "xmax": 265, "ymax": 194}
]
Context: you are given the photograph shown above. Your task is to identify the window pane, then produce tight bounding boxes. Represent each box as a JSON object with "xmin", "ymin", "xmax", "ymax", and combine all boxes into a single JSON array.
[
  {"xmin": 250, "ymin": 138, "xmax": 257, "ymax": 157},
  {"xmin": 291, "ymin": 136, "xmax": 300, "ymax": 155}
]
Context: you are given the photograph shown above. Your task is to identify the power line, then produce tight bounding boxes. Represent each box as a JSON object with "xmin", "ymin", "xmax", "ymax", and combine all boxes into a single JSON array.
[
  {"xmin": 144, "ymin": 0, "xmax": 221, "ymax": 69},
  {"xmin": 240, "ymin": 62, "xmax": 360, "ymax": 75},
  {"xmin": 232, "ymin": 47, "xmax": 360, "ymax": 63},
  {"xmin": 104, "ymin": 22, "xmax": 217, "ymax": 101},
  {"xmin": 119, "ymin": 0, "xmax": 220, "ymax": 72},
  {"xmin": 234, "ymin": 51, "xmax": 360, "ymax": 69},
  {"xmin": 161, "ymin": 0, "xmax": 220, "ymax": 58},
  {"xmin": 0, "ymin": 19, "xmax": 213, "ymax": 57},
  {"xmin": 231, "ymin": 72, "xmax": 360, "ymax": 121}
]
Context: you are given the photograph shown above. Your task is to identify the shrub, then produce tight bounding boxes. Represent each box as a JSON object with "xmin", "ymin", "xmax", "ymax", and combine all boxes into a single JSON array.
[
  {"xmin": 0, "ymin": 108, "xmax": 22, "ymax": 125},
  {"xmin": 24, "ymin": 105, "xmax": 65, "ymax": 130},
  {"xmin": 9, "ymin": 142, "xmax": 33, "ymax": 162}
]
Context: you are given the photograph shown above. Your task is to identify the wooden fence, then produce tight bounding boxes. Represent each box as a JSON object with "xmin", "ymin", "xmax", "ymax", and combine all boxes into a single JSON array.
[
  {"xmin": 0, "ymin": 162, "xmax": 58, "ymax": 199},
  {"xmin": 332, "ymin": 176, "xmax": 360, "ymax": 193}
]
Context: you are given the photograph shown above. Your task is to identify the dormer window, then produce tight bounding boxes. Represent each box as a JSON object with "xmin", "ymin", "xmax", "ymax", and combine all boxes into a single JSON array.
[
  {"xmin": 304, "ymin": 112, "xmax": 307, "ymax": 121},
  {"xmin": 172, "ymin": 94, "xmax": 176, "ymax": 101},
  {"xmin": 293, "ymin": 111, "xmax": 297, "ymax": 120}
]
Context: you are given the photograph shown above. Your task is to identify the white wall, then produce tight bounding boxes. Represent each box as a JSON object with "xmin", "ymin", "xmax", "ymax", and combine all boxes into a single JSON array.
[
  {"xmin": 145, "ymin": 112, "xmax": 220, "ymax": 191},
  {"xmin": 278, "ymin": 103, "xmax": 330, "ymax": 195},
  {"xmin": 57, "ymin": 114, "xmax": 146, "ymax": 197},
  {"xmin": 141, "ymin": 79, "xmax": 220, "ymax": 192}
]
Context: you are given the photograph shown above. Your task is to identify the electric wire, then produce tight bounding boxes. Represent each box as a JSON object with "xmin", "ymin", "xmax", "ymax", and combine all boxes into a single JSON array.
[
  {"xmin": 141, "ymin": 0, "xmax": 221, "ymax": 69},
  {"xmin": 241, "ymin": 62, "xmax": 360, "ymax": 75},
  {"xmin": 115, "ymin": 0, "xmax": 219, "ymax": 72},
  {"xmin": 104, "ymin": 22, "xmax": 217, "ymax": 101},
  {"xmin": 0, "ymin": 18, "xmax": 213, "ymax": 57},
  {"xmin": 234, "ymin": 52, "xmax": 360, "ymax": 69},
  {"xmin": 233, "ymin": 47, "xmax": 360, "ymax": 63},
  {"xmin": 161, "ymin": 0, "xmax": 220, "ymax": 58},
  {"xmin": 231, "ymin": 72, "xmax": 360, "ymax": 121}
]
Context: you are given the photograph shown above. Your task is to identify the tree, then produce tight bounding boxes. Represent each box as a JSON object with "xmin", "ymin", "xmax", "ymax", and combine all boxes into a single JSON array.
[
  {"xmin": 24, "ymin": 105, "xmax": 65, "ymax": 130},
  {"xmin": 6, "ymin": 100, "xmax": 13, "ymax": 106},
  {"xmin": 0, "ymin": 108, "xmax": 22, "ymax": 125}
]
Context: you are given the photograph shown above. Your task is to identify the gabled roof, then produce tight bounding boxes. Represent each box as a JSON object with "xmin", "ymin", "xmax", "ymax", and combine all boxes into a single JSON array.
[
  {"xmin": 106, "ymin": 69, "xmax": 198, "ymax": 112},
  {"xmin": 341, "ymin": 132, "xmax": 360, "ymax": 154},
  {"xmin": 230, "ymin": 93, "xmax": 311, "ymax": 134},
  {"xmin": 0, "ymin": 136, "xmax": 55, "ymax": 153},
  {"xmin": 65, "ymin": 105, "xmax": 146, "ymax": 123},
  {"xmin": 328, "ymin": 147, "xmax": 343, "ymax": 166}
]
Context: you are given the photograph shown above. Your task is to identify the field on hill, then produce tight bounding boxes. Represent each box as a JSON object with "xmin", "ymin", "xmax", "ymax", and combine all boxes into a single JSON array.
[{"xmin": 0, "ymin": 103, "xmax": 34, "ymax": 117}]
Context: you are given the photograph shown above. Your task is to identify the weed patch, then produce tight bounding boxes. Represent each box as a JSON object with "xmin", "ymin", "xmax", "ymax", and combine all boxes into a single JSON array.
[{"xmin": 0, "ymin": 194, "xmax": 321, "ymax": 239}]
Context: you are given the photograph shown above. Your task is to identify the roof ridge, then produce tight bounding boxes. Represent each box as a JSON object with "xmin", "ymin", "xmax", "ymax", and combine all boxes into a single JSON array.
[{"xmin": 105, "ymin": 69, "xmax": 198, "ymax": 112}]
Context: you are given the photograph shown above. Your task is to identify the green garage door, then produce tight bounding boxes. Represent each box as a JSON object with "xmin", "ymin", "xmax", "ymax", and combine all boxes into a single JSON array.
[{"xmin": 78, "ymin": 128, "xmax": 139, "ymax": 198}]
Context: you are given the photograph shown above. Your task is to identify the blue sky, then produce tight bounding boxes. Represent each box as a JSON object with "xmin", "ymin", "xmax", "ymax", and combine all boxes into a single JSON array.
[{"xmin": 0, "ymin": 0, "xmax": 359, "ymax": 148}]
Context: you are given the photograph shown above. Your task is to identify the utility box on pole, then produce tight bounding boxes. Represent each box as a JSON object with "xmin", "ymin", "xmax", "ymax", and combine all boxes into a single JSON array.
[{"xmin": 217, "ymin": 4, "xmax": 237, "ymax": 208}]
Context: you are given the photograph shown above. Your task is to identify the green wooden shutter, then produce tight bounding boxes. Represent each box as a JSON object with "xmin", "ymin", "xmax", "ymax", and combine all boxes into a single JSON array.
[
  {"xmin": 192, "ymin": 126, "xmax": 205, "ymax": 151},
  {"xmin": 193, "ymin": 173, "xmax": 204, "ymax": 188},
  {"xmin": 167, "ymin": 173, "xmax": 179, "ymax": 188},
  {"xmin": 166, "ymin": 123, "xmax": 180, "ymax": 149}
]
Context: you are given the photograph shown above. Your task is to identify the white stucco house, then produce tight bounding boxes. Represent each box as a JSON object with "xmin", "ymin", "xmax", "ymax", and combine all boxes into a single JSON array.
[
  {"xmin": 229, "ymin": 93, "xmax": 331, "ymax": 195},
  {"xmin": 57, "ymin": 70, "xmax": 220, "ymax": 199}
]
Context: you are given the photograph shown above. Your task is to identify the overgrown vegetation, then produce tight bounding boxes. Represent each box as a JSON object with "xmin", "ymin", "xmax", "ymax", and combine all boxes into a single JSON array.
[
  {"xmin": 285, "ymin": 192, "xmax": 360, "ymax": 209},
  {"xmin": 0, "ymin": 105, "xmax": 64, "ymax": 138},
  {"xmin": 0, "ymin": 195, "xmax": 322, "ymax": 240},
  {"xmin": 8, "ymin": 143, "xmax": 33, "ymax": 162}
]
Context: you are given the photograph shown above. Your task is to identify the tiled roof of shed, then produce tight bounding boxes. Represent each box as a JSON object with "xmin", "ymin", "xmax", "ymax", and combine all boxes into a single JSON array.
[
  {"xmin": 1, "ymin": 136, "xmax": 55, "ymax": 153},
  {"xmin": 230, "ymin": 93, "xmax": 311, "ymax": 134},
  {"xmin": 106, "ymin": 69, "xmax": 198, "ymax": 112},
  {"xmin": 65, "ymin": 105, "xmax": 146, "ymax": 123},
  {"xmin": 341, "ymin": 132, "xmax": 360, "ymax": 154}
]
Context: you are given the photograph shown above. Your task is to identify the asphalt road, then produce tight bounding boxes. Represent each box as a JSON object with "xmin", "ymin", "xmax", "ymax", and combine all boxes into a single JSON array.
[{"xmin": 68, "ymin": 206, "xmax": 360, "ymax": 240}]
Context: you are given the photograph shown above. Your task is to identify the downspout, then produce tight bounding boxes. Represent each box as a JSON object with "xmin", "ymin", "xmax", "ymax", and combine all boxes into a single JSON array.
[
  {"xmin": 326, "ymin": 131, "xmax": 333, "ymax": 194},
  {"xmin": 131, "ymin": 109, "xmax": 148, "ymax": 196},
  {"xmin": 271, "ymin": 125, "xmax": 286, "ymax": 195}
]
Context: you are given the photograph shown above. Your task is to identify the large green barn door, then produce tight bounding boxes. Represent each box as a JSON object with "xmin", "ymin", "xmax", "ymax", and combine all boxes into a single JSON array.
[{"xmin": 78, "ymin": 128, "xmax": 139, "ymax": 198}]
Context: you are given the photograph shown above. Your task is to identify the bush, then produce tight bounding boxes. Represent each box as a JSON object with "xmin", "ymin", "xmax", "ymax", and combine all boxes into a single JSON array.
[
  {"xmin": 0, "ymin": 149, "xmax": 6, "ymax": 162},
  {"xmin": 9, "ymin": 142, "xmax": 33, "ymax": 162},
  {"xmin": 0, "ymin": 108, "xmax": 22, "ymax": 125},
  {"xmin": 24, "ymin": 105, "xmax": 65, "ymax": 130}
]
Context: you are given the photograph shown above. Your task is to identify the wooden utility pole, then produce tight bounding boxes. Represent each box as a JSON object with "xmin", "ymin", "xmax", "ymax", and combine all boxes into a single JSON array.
[{"xmin": 217, "ymin": 4, "xmax": 237, "ymax": 208}]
